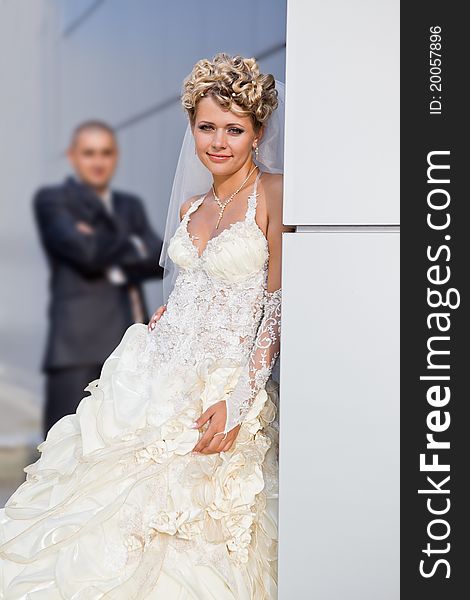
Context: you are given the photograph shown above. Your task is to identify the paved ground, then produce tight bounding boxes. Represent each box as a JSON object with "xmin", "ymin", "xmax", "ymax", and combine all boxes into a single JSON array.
[
  {"xmin": 0, "ymin": 446, "xmax": 40, "ymax": 507},
  {"xmin": 0, "ymin": 372, "xmax": 42, "ymax": 507}
]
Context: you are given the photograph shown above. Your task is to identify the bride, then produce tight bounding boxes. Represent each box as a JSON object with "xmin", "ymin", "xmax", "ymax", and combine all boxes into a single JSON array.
[{"xmin": 0, "ymin": 52, "xmax": 291, "ymax": 599}]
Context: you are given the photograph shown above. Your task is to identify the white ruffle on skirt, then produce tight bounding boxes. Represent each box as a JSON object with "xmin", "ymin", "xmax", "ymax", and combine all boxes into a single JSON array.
[{"xmin": 0, "ymin": 324, "xmax": 279, "ymax": 599}]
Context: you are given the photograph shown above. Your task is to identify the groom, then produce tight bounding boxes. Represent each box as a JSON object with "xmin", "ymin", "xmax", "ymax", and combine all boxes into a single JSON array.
[{"xmin": 34, "ymin": 120, "xmax": 164, "ymax": 437}]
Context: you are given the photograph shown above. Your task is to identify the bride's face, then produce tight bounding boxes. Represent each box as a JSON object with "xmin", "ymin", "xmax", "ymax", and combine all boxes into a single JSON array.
[{"xmin": 192, "ymin": 95, "xmax": 261, "ymax": 176}]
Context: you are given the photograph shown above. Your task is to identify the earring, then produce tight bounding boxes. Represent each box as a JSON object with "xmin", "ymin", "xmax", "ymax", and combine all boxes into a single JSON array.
[{"xmin": 253, "ymin": 146, "xmax": 259, "ymax": 159}]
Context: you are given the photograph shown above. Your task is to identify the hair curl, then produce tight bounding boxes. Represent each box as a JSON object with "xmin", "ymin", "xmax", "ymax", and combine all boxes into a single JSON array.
[{"xmin": 181, "ymin": 53, "xmax": 278, "ymax": 132}]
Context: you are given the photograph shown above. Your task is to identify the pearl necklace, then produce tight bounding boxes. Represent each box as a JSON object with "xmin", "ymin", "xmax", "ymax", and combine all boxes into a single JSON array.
[{"xmin": 211, "ymin": 164, "xmax": 259, "ymax": 229}]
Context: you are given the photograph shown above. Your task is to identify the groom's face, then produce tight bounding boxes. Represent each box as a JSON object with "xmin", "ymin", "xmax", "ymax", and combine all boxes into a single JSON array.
[
  {"xmin": 67, "ymin": 129, "xmax": 119, "ymax": 191},
  {"xmin": 192, "ymin": 95, "xmax": 260, "ymax": 176}
]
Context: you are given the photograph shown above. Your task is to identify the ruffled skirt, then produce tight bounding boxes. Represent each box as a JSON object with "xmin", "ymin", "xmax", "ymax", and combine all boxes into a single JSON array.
[{"xmin": 0, "ymin": 324, "xmax": 279, "ymax": 599}]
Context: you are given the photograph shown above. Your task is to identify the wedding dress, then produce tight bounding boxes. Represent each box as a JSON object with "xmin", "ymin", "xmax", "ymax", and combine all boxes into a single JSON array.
[{"xmin": 0, "ymin": 170, "xmax": 280, "ymax": 599}]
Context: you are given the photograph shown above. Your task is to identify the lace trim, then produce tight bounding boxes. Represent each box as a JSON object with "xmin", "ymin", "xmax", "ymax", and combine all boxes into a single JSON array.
[{"xmin": 224, "ymin": 287, "xmax": 281, "ymax": 434}]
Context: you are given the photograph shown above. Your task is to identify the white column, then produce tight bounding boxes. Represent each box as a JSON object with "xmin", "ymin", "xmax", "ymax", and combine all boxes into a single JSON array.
[{"xmin": 279, "ymin": 0, "xmax": 400, "ymax": 597}]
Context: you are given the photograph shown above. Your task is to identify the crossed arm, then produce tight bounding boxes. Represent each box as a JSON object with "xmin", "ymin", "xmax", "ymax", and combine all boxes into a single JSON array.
[{"xmin": 34, "ymin": 190, "xmax": 163, "ymax": 281}]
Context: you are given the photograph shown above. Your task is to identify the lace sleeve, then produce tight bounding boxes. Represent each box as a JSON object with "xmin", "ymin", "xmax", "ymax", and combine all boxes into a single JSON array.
[{"xmin": 222, "ymin": 287, "xmax": 282, "ymax": 435}]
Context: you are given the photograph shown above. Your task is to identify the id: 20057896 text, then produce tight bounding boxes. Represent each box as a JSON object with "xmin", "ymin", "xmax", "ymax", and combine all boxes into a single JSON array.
[{"xmin": 429, "ymin": 25, "xmax": 443, "ymax": 115}]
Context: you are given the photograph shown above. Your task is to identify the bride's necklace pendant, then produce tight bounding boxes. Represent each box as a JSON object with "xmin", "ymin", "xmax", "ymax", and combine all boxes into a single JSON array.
[
  {"xmin": 215, "ymin": 211, "xmax": 224, "ymax": 229},
  {"xmin": 212, "ymin": 164, "xmax": 258, "ymax": 229}
]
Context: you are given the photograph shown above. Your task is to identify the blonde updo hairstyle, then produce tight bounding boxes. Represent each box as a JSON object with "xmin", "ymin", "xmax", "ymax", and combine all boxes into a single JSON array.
[{"xmin": 181, "ymin": 52, "xmax": 279, "ymax": 133}]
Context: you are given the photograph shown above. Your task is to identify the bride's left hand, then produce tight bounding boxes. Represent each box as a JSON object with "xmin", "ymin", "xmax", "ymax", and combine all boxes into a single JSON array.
[{"xmin": 191, "ymin": 400, "xmax": 241, "ymax": 454}]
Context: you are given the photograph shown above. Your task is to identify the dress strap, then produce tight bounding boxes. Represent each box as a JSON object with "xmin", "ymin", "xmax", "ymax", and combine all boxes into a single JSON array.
[
  {"xmin": 246, "ymin": 170, "xmax": 262, "ymax": 221},
  {"xmin": 183, "ymin": 193, "xmax": 206, "ymax": 221}
]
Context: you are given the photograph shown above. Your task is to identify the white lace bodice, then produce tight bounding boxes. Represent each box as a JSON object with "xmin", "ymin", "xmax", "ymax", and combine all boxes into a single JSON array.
[{"xmin": 157, "ymin": 172, "xmax": 268, "ymax": 365}]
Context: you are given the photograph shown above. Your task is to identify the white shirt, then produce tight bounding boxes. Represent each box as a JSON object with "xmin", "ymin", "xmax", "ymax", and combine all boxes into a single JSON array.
[{"xmin": 99, "ymin": 188, "xmax": 127, "ymax": 285}]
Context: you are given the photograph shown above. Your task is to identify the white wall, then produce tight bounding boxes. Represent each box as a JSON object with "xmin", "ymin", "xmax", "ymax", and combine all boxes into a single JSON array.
[
  {"xmin": 283, "ymin": 0, "xmax": 399, "ymax": 225},
  {"xmin": 279, "ymin": 0, "xmax": 400, "ymax": 597},
  {"xmin": 279, "ymin": 231, "xmax": 400, "ymax": 598}
]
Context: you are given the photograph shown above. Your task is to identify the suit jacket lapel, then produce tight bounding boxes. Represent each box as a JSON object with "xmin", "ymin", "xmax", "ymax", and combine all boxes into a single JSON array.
[{"xmin": 65, "ymin": 176, "xmax": 117, "ymax": 228}]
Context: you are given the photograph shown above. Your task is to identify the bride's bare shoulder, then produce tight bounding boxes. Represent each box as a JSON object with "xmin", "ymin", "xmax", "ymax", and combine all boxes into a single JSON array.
[
  {"xmin": 259, "ymin": 173, "xmax": 295, "ymax": 233},
  {"xmin": 259, "ymin": 172, "xmax": 283, "ymax": 215},
  {"xmin": 179, "ymin": 194, "xmax": 203, "ymax": 221},
  {"xmin": 260, "ymin": 172, "xmax": 283, "ymax": 191}
]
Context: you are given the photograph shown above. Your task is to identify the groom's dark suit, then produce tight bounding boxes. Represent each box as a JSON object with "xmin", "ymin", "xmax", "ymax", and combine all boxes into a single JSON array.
[{"xmin": 34, "ymin": 176, "xmax": 164, "ymax": 436}]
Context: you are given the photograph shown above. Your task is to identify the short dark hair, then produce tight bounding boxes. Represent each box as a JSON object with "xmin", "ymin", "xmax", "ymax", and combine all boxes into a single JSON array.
[{"xmin": 70, "ymin": 120, "xmax": 116, "ymax": 146}]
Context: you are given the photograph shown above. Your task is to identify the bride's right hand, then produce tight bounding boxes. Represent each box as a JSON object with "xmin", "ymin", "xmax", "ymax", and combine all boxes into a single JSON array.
[{"xmin": 148, "ymin": 305, "xmax": 167, "ymax": 331}]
